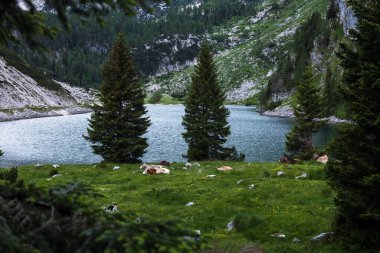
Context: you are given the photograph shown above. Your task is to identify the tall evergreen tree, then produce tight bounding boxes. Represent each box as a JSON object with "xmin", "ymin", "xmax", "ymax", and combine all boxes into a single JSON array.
[
  {"xmin": 85, "ymin": 32, "xmax": 150, "ymax": 163},
  {"xmin": 327, "ymin": 0, "xmax": 339, "ymax": 21},
  {"xmin": 326, "ymin": 0, "xmax": 380, "ymax": 248},
  {"xmin": 285, "ymin": 65, "xmax": 324, "ymax": 158},
  {"xmin": 182, "ymin": 42, "xmax": 243, "ymax": 161},
  {"xmin": 322, "ymin": 66, "xmax": 338, "ymax": 116}
]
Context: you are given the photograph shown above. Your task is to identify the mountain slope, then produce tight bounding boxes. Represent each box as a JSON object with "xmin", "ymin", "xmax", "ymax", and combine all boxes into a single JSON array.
[
  {"xmin": 11, "ymin": 0, "xmax": 268, "ymax": 88},
  {"xmin": 147, "ymin": 0, "xmax": 356, "ymax": 113},
  {"xmin": 0, "ymin": 48, "xmax": 93, "ymax": 109}
]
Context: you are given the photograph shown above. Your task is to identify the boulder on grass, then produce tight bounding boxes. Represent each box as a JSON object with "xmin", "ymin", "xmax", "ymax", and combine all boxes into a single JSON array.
[{"xmin": 312, "ymin": 232, "xmax": 334, "ymax": 241}]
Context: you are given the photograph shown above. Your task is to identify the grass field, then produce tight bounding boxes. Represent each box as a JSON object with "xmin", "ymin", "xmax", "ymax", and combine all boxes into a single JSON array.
[{"xmin": 16, "ymin": 161, "xmax": 364, "ymax": 253}]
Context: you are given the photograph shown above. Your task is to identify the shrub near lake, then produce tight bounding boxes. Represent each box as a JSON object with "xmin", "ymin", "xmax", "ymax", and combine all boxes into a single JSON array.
[{"xmin": 12, "ymin": 161, "xmax": 360, "ymax": 253}]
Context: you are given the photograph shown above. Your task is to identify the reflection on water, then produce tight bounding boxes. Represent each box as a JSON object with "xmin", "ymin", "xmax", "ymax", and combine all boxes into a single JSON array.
[{"xmin": 0, "ymin": 105, "xmax": 335, "ymax": 167}]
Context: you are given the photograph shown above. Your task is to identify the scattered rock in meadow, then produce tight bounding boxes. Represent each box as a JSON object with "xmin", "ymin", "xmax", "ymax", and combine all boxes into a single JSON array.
[
  {"xmin": 271, "ymin": 233, "xmax": 286, "ymax": 238},
  {"xmin": 317, "ymin": 155, "xmax": 328, "ymax": 164},
  {"xmin": 295, "ymin": 173, "xmax": 307, "ymax": 179},
  {"xmin": 52, "ymin": 174, "xmax": 62, "ymax": 178},
  {"xmin": 35, "ymin": 164, "xmax": 44, "ymax": 168},
  {"xmin": 113, "ymin": 166, "xmax": 120, "ymax": 170},
  {"xmin": 104, "ymin": 203, "xmax": 118, "ymax": 213},
  {"xmin": 240, "ymin": 245, "xmax": 263, "ymax": 253},
  {"xmin": 207, "ymin": 174, "xmax": 217, "ymax": 178},
  {"xmin": 237, "ymin": 179, "xmax": 244, "ymax": 184},
  {"xmin": 312, "ymin": 232, "xmax": 334, "ymax": 241},
  {"xmin": 193, "ymin": 162, "xmax": 201, "ymax": 167},
  {"xmin": 197, "ymin": 169, "xmax": 203, "ymax": 173},
  {"xmin": 248, "ymin": 184, "xmax": 255, "ymax": 189},
  {"xmin": 217, "ymin": 166, "xmax": 233, "ymax": 171},
  {"xmin": 185, "ymin": 202, "xmax": 194, "ymax": 207},
  {"xmin": 183, "ymin": 167, "xmax": 188, "ymax": 170},
  {"xmin": 227, "ymin": 221, "xmax": 234, "ymax": 231},
  {"xmin": 292, "ymin": 237, "xmax": 301, "ymax": 243},
  {"xmin": 185, "ymin": 162, "xmax": 192, "ymax": 168},
  {"xmin": 52, "ymin": 164, "xmax": 60, "ymax": 169},
  {"xmin": 277, "ymin": 171, "xmax": 286, "ymax": 176},
  {"xmin": 194, "ymin": 230, "xmax": 201, "ymax": 235}
]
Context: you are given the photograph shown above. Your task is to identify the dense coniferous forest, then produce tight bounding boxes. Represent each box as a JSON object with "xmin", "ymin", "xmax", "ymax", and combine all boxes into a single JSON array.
[{"xmin": 9, "ymin": 0, "xmax": 265, "ymax": 89}]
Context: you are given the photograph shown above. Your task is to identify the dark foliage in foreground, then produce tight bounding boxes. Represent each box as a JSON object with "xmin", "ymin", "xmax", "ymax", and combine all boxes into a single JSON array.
[
  {"xmin": 0, "ymin": 180, "xmax": 205, "ymax": 253},
  {"xmin": 327, "ymin": 0, "xmax": 380, "ymax": 250}
]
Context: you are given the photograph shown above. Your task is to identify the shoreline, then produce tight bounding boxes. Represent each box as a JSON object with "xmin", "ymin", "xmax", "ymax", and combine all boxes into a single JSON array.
[
  {"xmin": 0, "ymin": 107, "xmax": 92, "ymax": 122},
  {"xmin": 260, "ymin": 105, "xmax": 349, "ymax": 124}
]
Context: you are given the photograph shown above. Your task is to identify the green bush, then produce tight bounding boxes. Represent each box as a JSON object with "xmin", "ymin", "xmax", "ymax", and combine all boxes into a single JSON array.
[
  {"xmin": 148, "ymin": 91, "xmax": 163, "ymax": 104},
  {"xmin": 0, "ymin": 167, "xmax": 18, "ymax": 183},
  {"xmin": 234, "ymin": 213, "xmax": 265, "ymax": 232}
]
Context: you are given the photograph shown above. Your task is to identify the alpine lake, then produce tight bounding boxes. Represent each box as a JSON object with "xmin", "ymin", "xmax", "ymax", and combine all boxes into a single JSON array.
[{"xmin": 0, "ymin": 105, "xmax": 335, "ymax": 168}]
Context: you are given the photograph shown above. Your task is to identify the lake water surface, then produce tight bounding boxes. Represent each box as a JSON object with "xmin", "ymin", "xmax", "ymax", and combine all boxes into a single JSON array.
[{"xmin": 0, "ymin": 105, "xmax": 335, "ymax": 167}]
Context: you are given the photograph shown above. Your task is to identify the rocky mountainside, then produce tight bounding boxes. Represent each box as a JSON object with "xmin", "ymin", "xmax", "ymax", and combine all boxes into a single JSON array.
[
  {"xmin": 147, "ymin": 0, "xmax": 356, "ymax": 106},
  {"xmin": 0, "ymin": 57, "xmax": 92, "ymax": 109},
  {"xmin": 10, "ymin": 0, "xmax": 267, "ymax": 88},
  {"xmin": 5, "ymin": 0, "xmax": 356, "ymax": 115}
]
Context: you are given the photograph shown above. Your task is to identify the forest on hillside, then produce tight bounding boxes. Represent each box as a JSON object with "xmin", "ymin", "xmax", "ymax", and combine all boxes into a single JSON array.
[{"xmin": 9, "ymin": 0, "xmax": 265, "ymax": 89}]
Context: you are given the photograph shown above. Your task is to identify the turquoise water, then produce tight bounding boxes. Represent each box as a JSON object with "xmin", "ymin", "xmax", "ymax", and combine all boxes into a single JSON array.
[{"xmin": 0, "ymin": 105, "xmax": 335, "ymax": 167}]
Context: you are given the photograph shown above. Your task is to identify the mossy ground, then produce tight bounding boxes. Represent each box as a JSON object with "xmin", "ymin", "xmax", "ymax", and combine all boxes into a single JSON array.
[{"xmin": 17, "ymin": 161, "xmax": 364, "ymax": 253}]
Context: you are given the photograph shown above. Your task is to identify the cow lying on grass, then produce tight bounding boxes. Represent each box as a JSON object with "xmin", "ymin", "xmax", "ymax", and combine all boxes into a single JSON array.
[
  {"xmin": 140, "ymin": 163, "xmax": 170, "ymax": 175},
  {"xmin": 143, "ymin": 167, "xmax": 170, "ymax": 175}
]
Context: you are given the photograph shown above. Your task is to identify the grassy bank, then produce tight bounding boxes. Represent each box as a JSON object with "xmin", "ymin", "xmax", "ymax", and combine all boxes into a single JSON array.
[{"xmin": 16, "ymin": 161, "xmax": 360, "ymax": 252}]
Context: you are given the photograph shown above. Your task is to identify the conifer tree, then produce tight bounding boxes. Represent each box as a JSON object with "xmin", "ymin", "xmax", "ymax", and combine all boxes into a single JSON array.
[
  {"xmin": 182, "ymin": 42, "xmax": 243, "ymax": 161},
  {"xmin": 327, "ymin": 0, "xmax": 339, "ymax": 21},
  {"xmin": 85, "ymin": 32, "xmax": 150, "ymax": 163},
  {"xmin": 322, "ymin": 66, "xmax": 337, "ymax": 116},
  {"xmin": 285, "ymin": 65, "xmax": 324, "ymax": 158},
  {"xmin": 326, "ymin": 0, "xmax": 380, "ymax": 248}
]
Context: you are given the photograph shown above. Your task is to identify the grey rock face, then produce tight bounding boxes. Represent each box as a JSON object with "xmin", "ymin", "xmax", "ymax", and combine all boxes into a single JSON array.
[{"xmin": 337, "ymin": 0, "xmax": 357, "ymax": 35}]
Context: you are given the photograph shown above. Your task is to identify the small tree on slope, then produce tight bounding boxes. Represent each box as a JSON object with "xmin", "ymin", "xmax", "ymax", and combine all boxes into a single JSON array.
[
  {"xmin": 285, "ymin": 65, "xmax": 324, "ymax": 158},
  {"xmin": 85, "ymin": 32, "xmax": 150, "ymax": 163},
  {"xmin": 182, "ymin": 42, "xmax": 243, "ymax": 161},
  {"xmin": 326, "ymin": 0, "xmax": 380, "ymax": 249}
]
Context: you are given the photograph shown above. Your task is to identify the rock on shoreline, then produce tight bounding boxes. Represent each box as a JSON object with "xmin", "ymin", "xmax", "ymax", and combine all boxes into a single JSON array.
[
  {"xmin": 0, "ymin": 107, "xmax": 92, "ymax": 122},
  {"xmin": 261, "ymin": 105, "xmax": 349, "ymax": 124}
]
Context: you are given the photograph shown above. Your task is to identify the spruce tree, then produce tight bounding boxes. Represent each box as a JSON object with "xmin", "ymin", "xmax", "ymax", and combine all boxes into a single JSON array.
[
  {"xmin": 322, "ymin": 66, "xmax": 337, "ymax": 116},
  {"xmin": 182, "ymin": 42, "xmax": 243, "ymax": 161},
  {"xmin": 85, "ymin": 32, "xmax": 150, "ymax": 163},
  {"xmin": 285, "ymin": 65, "xmax": 324, "ymax": 158},
  {"xmin": 327, "ymin": 0, "xmax": 339, "ymax": 21},
  {"xmin": 326, "ymin": 0, "xmax": 380, "ymax": 248}
]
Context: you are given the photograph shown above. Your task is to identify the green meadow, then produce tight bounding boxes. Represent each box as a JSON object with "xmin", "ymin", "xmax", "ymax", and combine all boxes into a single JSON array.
[{"xmin": 16, "ymin": 161, "xmax": 363, "ymax": 253}]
